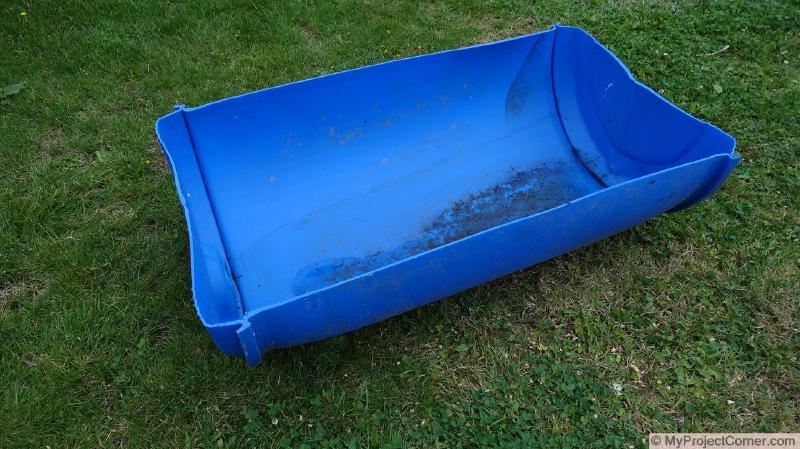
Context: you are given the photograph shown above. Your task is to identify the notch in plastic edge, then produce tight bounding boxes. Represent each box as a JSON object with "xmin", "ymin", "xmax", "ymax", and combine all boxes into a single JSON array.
[{"xmin": 236, "ymin": 321, "xmax": 262, "ymax": 366}]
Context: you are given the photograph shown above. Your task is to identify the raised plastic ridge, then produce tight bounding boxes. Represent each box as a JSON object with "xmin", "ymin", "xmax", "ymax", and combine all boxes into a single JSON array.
[{"xmin": 156, "ymin": 25, "xmax": 738, "ymax": 365}]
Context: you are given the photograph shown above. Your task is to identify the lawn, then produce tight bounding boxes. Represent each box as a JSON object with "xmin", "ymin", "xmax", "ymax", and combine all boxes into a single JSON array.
[{"xmin": 1, "ymin": 1, "xmax": 798, "ymax": 447}]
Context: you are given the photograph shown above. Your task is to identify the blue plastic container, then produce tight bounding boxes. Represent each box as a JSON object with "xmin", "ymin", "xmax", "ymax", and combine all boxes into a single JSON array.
[{"xmin": 156, "ymin": 25, "xmax": 738, "ymax": 365}]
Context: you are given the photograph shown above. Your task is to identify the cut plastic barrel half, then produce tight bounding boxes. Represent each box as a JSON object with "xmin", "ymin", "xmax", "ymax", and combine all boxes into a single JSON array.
[{"xmin": 156, "ymin": 25, "xmax": 738, "ymax": 365}]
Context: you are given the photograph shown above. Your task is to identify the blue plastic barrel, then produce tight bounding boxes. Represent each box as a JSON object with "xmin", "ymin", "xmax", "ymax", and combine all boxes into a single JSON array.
[{"xmin": 156, "ymin": 25, "xmax": 738, "ymax": 365}]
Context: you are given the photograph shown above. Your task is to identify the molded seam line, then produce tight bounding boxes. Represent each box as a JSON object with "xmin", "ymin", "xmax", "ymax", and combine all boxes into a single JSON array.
[
  {"xmin": 548, "ymin": 26, "xmax": 608, "ymax": 189},
  {"xmin": 177, "ymin": 108, "xmax": 246, "ymax": 317}
]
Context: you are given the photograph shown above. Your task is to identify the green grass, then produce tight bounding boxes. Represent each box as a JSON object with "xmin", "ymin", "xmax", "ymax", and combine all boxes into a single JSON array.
[{"xmin": 1, "ymin": 0, "xmax": 798, "ymax": 447}]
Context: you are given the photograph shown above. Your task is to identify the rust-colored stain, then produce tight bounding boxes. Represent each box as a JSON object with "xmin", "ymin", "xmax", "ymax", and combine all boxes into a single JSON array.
[{"xmin": 291, "ymin": 163, "xmax": 582, "ymax": 294}]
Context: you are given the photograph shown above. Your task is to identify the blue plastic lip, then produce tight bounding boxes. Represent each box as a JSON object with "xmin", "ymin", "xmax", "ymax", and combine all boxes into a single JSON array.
[
  {"xmin": 154, "ymin": 113, "xmax": 204, "ymax": 321},
  {"xmin": 155, "ymin": 111, "xmax": 239, "ymax": 329},
  {"xmin": 156, "ymin": 24, "xmax": 739, "ymax": 332}
]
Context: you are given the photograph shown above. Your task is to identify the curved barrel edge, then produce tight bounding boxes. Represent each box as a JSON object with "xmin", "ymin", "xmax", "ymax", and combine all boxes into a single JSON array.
[
  {"xmin": 155, "ymin": 108, "xmax": 246, "ymax": 353},
  {"xmin": 551, "ymin": 25, "xmax": 738, "ymax": 189}
]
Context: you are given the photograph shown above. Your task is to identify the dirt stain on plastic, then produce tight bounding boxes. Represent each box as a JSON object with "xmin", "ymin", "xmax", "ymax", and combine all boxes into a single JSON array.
[{"xmin": 292, "ymin": 163, "xmax": 579, "ymax": 295}]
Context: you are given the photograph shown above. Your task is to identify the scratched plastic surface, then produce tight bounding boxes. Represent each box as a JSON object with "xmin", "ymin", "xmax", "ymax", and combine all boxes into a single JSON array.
[{"xmin": 156, "ymin": 25, "xmax": 738, "ymax": 365}]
